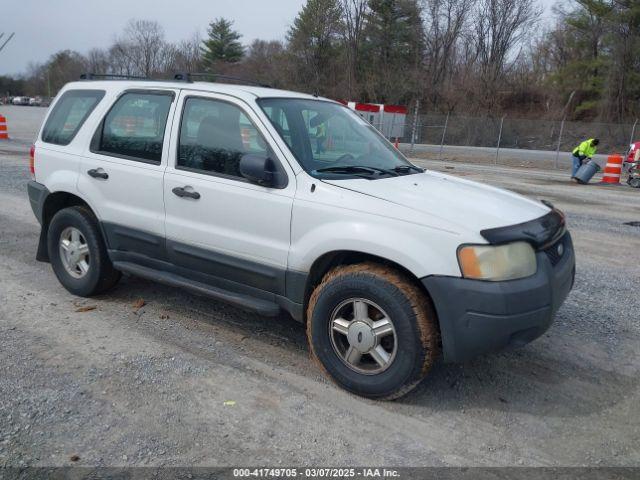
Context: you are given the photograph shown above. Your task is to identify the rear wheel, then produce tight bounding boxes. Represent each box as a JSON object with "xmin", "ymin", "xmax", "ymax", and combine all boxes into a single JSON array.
[
  {"xmin": 47, "ymin": 206, "xmax": 121, "ymax": 296},
  {"xmin": 306, "ymin": 263, "xmax": 439, "ymax": 400}
]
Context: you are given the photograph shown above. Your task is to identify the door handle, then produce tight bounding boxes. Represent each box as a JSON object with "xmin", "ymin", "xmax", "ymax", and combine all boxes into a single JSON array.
[
  {"xmin": 87, "ymin": 168, "xmax": 108, "ymax": 180},
  {"xmin": 172, "ymin": 186, "xmax": 201, "ymax": 200}
]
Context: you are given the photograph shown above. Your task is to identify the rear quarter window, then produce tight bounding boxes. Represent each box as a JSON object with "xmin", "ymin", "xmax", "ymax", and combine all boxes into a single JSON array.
[{"xmin": 41, "ymin": 90, "xmax": 105, "ymax": 145}]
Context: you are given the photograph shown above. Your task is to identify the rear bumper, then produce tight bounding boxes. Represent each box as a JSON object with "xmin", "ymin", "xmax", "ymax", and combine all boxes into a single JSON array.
[{"xmin": 422, "ymin": 232, "xmax": 575, "ymax": 363}]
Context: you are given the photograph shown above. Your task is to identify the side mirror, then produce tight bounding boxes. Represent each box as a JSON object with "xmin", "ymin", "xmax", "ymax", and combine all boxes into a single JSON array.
[{"xmin": 240, "ymin": 154, "xmax": 278, "ymax": 187}]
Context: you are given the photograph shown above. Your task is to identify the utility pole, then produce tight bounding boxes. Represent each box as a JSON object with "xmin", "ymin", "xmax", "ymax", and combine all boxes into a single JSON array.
[
  {"xmin": 629, "ymin": 119, "xmax": 638, "ymax": 148},
  {"xmin": 555, "ymin": 91, "xmax": 575, "ymax": 169},
  {"xmin": 409, "ymin": 99, "xmax": 420, "ymax": 156},
  {"xmin": 438, "ymin": 112, "xmax": 450, "ymax": 160},
  {"xmin": 495, "ymin": 115, "xmax": 506, "ymax": 165}
]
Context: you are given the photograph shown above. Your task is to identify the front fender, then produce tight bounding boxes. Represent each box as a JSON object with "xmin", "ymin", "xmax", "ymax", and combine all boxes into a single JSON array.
[{"xmin": 288, "ymin": 212, "xmax": 463, "ymax": 278}]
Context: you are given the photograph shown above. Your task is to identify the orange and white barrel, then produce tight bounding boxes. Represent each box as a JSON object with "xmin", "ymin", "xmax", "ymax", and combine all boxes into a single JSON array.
[
  {"xmin": 602, "ymin": 154, "xmax": 623, "ymax": 184},
  {"xmin": 0, "ymin": 114, "xmax": 8, "ymax": 140},
  {"xmin": 241, "ymin": 127, "xmax": 251, "ymax": 149},
  {"xmin": 125, "ymin": 117, "xmax": 137, "ymax": 135}
]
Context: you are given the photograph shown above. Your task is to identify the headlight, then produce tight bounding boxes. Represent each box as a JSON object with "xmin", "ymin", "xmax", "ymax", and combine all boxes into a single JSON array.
[{"xmin": 457, "ymin": 242, "xmax": 537, "ymax": 281}]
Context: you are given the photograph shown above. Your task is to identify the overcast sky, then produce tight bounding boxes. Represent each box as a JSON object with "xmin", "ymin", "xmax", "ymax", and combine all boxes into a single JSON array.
[{"xmin": 0, "ymin": 0, "xmax": 557, "ymax": 76}]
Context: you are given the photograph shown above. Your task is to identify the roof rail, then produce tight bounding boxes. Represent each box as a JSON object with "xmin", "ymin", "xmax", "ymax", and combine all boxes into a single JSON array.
[
  {"xmin": 174, "ymin": 72, "xmax": 271, "ymax": 88},
  {"xmin": 79, "ymin": 73, "xmax": 150, "ymax": 81}
]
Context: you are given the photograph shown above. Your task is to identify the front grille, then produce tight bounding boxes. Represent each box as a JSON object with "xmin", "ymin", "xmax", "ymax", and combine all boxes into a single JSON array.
[{"xmin": 543, "ymin": 233, "xmax": 568, "ymax": 266}]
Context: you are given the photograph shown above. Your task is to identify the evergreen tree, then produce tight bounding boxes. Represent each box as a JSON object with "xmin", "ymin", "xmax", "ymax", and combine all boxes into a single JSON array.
[
  {"xmin": 562, "ymin": 0, "xmax": 610, "ymax": 117},
  {"xmin": 287, "ymin": 0, "xmax": 344, "ymax": 94},
  {"xmin": 201, "ymin": 18, "xmax": 244, "ymax": 68},
  {"xmin": 361, "ymin": 0, "xmax": 424, "ymax": 103}
]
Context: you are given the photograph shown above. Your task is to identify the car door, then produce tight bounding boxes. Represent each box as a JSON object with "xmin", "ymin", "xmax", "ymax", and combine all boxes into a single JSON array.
[
  {"xmin": 78, "ymin": 88, "xmax": 178, "ymax": 260},
  {"xmin": 163, "ymin": 91, "xmax": 296, "ymax": 296}
]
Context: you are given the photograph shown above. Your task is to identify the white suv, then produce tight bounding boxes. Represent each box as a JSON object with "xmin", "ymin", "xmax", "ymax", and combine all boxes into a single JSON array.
[{"xmin": 27, "ymin": 76, "xmax": 575, "ymax": 399}]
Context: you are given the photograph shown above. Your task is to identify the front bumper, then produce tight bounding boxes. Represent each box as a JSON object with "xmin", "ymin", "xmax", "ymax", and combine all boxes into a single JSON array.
[{"xmin": 422, "ymin": 232, "xmax": 575, "ymax": 363}]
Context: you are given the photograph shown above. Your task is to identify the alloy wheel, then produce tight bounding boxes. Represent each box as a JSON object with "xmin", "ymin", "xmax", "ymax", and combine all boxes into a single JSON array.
[
  {"xmin": 329, "ymin": 298, "xmax": 397, "ymax": 375},
  {"xmin": 59, "ymin": 226, "xmax": 90, "ymax": 279}
]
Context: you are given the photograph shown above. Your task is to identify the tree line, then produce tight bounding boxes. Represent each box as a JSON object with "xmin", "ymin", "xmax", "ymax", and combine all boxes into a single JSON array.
[{"xmin": 1, "ymin": 0, "xmax": 639, "ymax": 121}]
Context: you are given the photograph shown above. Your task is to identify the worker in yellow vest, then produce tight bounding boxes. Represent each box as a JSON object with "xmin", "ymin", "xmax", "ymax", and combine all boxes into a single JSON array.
[
  {"xmin": 316, "ymin": 122, "xmax": 327, "ymax": 155},
  {"xmin": 571, "ymin": 138, "xmax": 599, "ymax": 179}
]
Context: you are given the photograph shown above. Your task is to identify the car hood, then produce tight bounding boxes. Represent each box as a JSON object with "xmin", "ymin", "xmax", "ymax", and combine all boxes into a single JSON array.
[{"xmin": 323, "ymin": 170, "xmax": 550, "ymax": 234}]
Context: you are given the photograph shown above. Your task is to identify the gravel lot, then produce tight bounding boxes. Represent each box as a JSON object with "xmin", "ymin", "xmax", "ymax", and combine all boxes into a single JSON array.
[
  {"xmin": 0, "ymin": 105, "xmax": 639, "ymax": 468},
  {"xmin": 403, "ymin": 143, "xmax": 612, "ymax": 170}
]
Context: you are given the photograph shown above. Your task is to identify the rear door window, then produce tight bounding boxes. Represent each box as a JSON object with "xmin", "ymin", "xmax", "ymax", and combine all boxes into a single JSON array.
[
  {"xmin": 41, "ymin": 90, "xmax": 105, "ymax": 145},
  {"xmin": 92, "ymin": 91, "xmax": 173, "ymax": 163}
]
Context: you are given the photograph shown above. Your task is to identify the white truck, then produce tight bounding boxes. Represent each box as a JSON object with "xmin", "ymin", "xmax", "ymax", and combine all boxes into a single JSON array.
[{"xmin": 27, "ymin": 75, "xmax": 575, "ymax": 399}]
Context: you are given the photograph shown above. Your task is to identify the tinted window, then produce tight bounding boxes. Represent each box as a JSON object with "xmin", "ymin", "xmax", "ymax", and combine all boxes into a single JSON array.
[
  {"xmin": 41, "ymin": 90, "xmax": 104, "ymax": 145},
  {"xmin": 95, "ymin": 91, "xmax": 173, "ymax": 163},
  {"xmin": 178, "ymin": 97, "xmax": 269, "ymax": 178}
]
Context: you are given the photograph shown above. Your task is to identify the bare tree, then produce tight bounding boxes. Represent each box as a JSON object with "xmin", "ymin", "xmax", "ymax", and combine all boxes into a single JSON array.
[
  {"xmin": 473, "ymin": 0, "xmax": 540, "ymax": 76},
  {"xmin": 26, "ymin": 50, "xmax": 86, "ymax": 96},
  {"xmin": 340, "ymin": 0, "xmax": 368, "ymax": 97},
  {"xmin": 472, "ymin": 0, "xmax": 541, "ymax": 109},
  {"xmin": 108, "ymin": 42, "xmax": 137, "ymax": 76},
  {"xmin": 115, "ymin": 19, "xmax": 168, "ymax": 77},
  {"xmin": 85, "ymin": 48, "xmax": 111, "ymax": 74},
  {"xmin": 422, "ymin": 0, "xmax": 470, "ymax": 107},
  {"xmin": 242, "ymin": 40, "xmax": 291, "ymax": 87},
  {"xmin": 165, "ymin": 33, "xmax": 203, "ymax": 73}
]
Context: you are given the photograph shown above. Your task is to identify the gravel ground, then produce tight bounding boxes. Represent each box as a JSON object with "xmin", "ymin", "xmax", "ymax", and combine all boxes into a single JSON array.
[
  {"xmin": 0, "ymin": 106, "xmax": 45, "ymax": 146},
  {"xmin": 0, "ymin": 107, "xmax": 639, "ymax": 468}
]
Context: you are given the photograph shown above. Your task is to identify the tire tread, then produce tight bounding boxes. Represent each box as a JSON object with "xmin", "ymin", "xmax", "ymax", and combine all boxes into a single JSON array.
[{"xmin": 306, "ymin": 262, "xmax": 439, "ymax": 400}]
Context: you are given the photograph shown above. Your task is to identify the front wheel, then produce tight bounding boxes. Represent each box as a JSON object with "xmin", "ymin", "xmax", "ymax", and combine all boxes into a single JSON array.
[{"xmin": 306, "ymin": 263, "xmax": 439, "ymax": 400}]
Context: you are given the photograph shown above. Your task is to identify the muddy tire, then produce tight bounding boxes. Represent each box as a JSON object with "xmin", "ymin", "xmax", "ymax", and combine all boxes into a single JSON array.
[
  {"xmin": 48, "ymin": 206, "xmax": 121, "ymax": 297},
  {"xmin": 306, "ymin": 262, "xmax": 439, "ymax": 400}
]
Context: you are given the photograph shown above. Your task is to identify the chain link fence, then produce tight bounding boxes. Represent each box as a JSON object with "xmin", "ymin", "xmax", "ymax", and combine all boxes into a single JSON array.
[{"xmin": 372, "ymin": 113, "xmax": 638, "ymax": 169}]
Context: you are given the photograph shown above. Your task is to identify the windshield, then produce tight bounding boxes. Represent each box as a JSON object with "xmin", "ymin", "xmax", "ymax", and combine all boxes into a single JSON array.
[{"xmin": 257, "ymin": 98, "xmax": 419, "ymax": 179}]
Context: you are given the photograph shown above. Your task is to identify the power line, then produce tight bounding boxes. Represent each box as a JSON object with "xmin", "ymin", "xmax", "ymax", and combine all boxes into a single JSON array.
[{"xmin": 0, "ymin": 33, "xmax": 15, "ymax": 54}]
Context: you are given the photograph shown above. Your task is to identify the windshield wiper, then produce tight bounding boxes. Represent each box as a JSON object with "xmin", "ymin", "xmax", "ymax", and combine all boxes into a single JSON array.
[
  {"xmin": 314, "ymin": 165, "xmax": 399, "ymax": 176},
  {"xmin": 312, "ymin": 165, "xmax": 378, "ymax": 180},
  {"xmin": 393, "ymin": 165, "xmax": 424, "ymax": 174}
]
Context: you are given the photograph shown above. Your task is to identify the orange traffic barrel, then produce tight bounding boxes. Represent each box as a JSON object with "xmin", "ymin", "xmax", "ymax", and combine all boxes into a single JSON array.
[
  {"xmin": 602, "ymin": 154, "xmax": 623, "ymax": 184},
  {"xmin": 0, "ymin": 114, "xmax": 8, "ymax": 140},
  {"xmin": 241, "ymin": 127, "xmax": 251, "ymax": 149}
]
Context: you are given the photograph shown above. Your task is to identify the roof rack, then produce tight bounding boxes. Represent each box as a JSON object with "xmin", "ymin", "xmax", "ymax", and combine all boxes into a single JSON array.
[
  {"xmin": 174, "ymin": 72, "xmax": 271, "ymax": 88},
  {"xmin": 79, "ymin": 72, "xmax": 272, "ymax": 89},
  {"xmin": 80, "ymin": 73, "xmax": 151, "ymax": 81}
]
